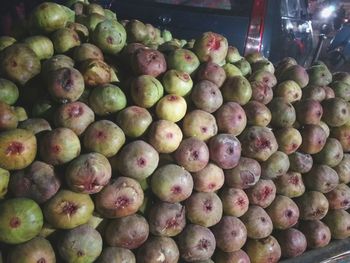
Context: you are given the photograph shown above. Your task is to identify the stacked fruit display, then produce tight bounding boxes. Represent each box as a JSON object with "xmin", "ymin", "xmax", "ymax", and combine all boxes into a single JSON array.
[{"xmin": 0, "ymin": 1, "xmax": 350, "ymax": 262}]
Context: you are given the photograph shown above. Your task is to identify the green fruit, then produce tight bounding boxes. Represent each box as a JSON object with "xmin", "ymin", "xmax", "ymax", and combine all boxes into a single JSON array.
[
  {"xmin": 0, "ymin": 44, "xmax": 41, "ymax": 86},
  {"xmin": 73, "ymin": 43, "xmax": 104, "ymax": 63},
  {"xmin": 275, "ymin": 127, "xmax": 302, "ymax": 155},
  {"xmin": 23, "ymin": 35, "xmax": 54, "ymax": 60},
  {"xmin": 162, "ymin": 69, "xmax": 193, "ymax": 96},
  {"xmin": 30, "ymin": 2, "xmax": 69, "ymax": 33},
  {"xmin": 234, "ymin": 58, "xmax": 251, "ymax": 76},
  {"xmin": 333, "ymin": 71, "xmax": 350, "ymax": 85},
  {"xmin": 7, "ymin": 237, "xmax": 56, "ymax": 263},
  {"xmin": 0, "ymin": 36, "xmax": 16, "ymax": 52},
  {"xmin": 131, "ymin": 75, "xmax": 164, "ymax": 108},
  {"xmin": 0, "ymin": 168, "xmax": 10, "ymax": 199},
  {"xmin": 89, "ymin": 84, "xmax": 126, "ymax": 115},
  {"xmin": 125, "ymin": 20, "xmax": 148, "ymax": 43},
  {"xmin": 0, "ymin": 129, "xmax": 37, "ymax": 171},
  {"xmin": 162, "ymin": 29, "xmax": 173, "ymax": 42},
  {"xmin": 261, "ymin": 151, "xmax": 290, "ymax": 179},
  {"xmin": 84, "ymin": 13, "xmax": 106, "ymax": 32},
  {"xmin": 268, "ymin": 98, "xmax": 296, "ymax": 128},
  {"xmin": 252, "ymin": 59, "xmax": 275, "ymax": 74},
  {"xmin": 322, "ymin": 98, "xmax": 350, "ymax": 127},
  {"xmin": 323, "ymin": 210, "xmax": 350, "ymax": 239},
  {"xmin": 93, "ymin": 19, "xmax": 127, "ymax": 55},
  {"xmin": 279, "ymin": 65, "xmax": 309, "ymax": 88},
  {"xmin": 58, "ymin": 224, "xmax": 103, "ymax": 263},
  {"xmin": 156, "ymin": 94, "xmax": 187, "ymax": 122},
  {"xmin": 245, "ymin": 51, "xmax": 265, "ymax": 64},
  {"xmin": 51, "ymin": 28, "xmax": 81, "ymax": 54},
  {"xmin": 275, "ymin": 80, "xmax": 302, "ymax": 103},
  {"xmin": 314, "ymin": 138, "xmax": 343, "ymax": 167},
  {"xmin": 41, "ymin": 54, "xmax": 74, "ymax": 75},
  {"xmin": 226, "ymin": 46, "xmax": 242, "ymax": 63},
  {"xmin": 66, "ymin": 22, "xmax": 90, "ymax": 42},
  {"xmin": 167, "ymin": 48, "xmax": 200, "ymax": 74},
  {"xmin": 221, "ymin": 76, "xmax": 252, "ymax": 105},
  {"xmin": 104, "ymin": 9, "xmax": 117, "ymax": 20},
  {"xmin": 14, "ymin": 107, "xmax": 27, "ymax": 122},
  {"xmin": 222, "ymin": 63, "xmax": 242, "ymax": 78},
  {"xmin": 80, "ymin": 59, "xmax": 111, "ymax": 87},
  {"xmin": 0, "ymin": 198, "xmax": 43, "ymax": 244},
  {"xmin": 308, "ymin": 65, "xmax": 332, "ymax": 86},
  {"xmin": 44, "ymin": 190, "xmax": 94, "ymax": 229},
  {"xmin": 85, "ymin": 3, "xmax": 105, "ymax": 16},
  {"xmin": 17, "ymin": 118, "xmax": 51, "ymax": 135},
  {"xmin": 330, "ymin": 81, "xmax": 350, "ymax": 101},
  {"xmin": 0, "ymin": 101, "xmax": 18, "ymax": 131},
  {"xmin": 193, "ymin": 31, "xmax": 228, "ymax": 64}
]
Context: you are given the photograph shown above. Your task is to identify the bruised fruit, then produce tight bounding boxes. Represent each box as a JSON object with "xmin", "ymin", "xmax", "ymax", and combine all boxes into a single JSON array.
[
  {"xmin": 288, "ymin": 151, "xmax": 313, "ymax": 173},
  {"xmin": 191, "ymin": 80, "xmax": 223, "ymax": 113},
  {"xmin": 51, "ymin": 28, "xmax": 81, "ymax": 54},
  {"xmin": 266, "ymin": 195, "xmax": 299, "ymax": 230},
  {"xmin": 65, "ymin": 152, "xmax": 111, "ymax": 194},
  {"xmin": 239, "ymin": 126, "xmax": 278, "ymax": 161},
  {"xmin": 151, "ymin": 164, "xmax": 193, "ymax": 203},
  {"xmin": 95, "ymin": 177, "xmax": 144, "ymax": 218},
  {"xmin": 240, "ymin": 205, "xmax": 273, "ymax": 239},
  {"xmin": 197, "ymin": 61, "xmax": 226, "ymax": 87},
  {"xmin": 212, "ymin": 216, "xmax": 247, "ymax": 252},
  {"xmin": 214, "ymin": 249, "xmax": 250, "ymax": 263},
  {"xmin": 208, "ymin": 134, "xmax": 241, "ymax": 169},
  {"xmin": 39, "ymin": 127, "xmax": 81, "ymax": 165},
  {"xmin": 303, "ymin": 164, "xmax": 339, "ymax": 193},
  {"xmin": 156, "ymin": 94, "xmax": 187, "ymax": 122},
  {"xmin": 137, "ymin": 236, "xmax": 179, "ymax": 263},
  {"xmin": 220, "ymin": 187, "xmax": 249, "ymax": 217},
  {"xmin": 104, "ymin": 214, "xmax": 149, "ymax": 249},
  {"xmin": 299, "ymin": 124, "xmax": 327, "ymax": 154},
  {"xmin": 7, "ymin": 236, "xmax": 55, "ymax": 263},
  {"xmin": 221, "ymin": 76, "xmax": 252, "ymax": 105},
  {"xmin": 260, "ymin": 151, "xmax": 290, "ymax": 179},
  {"xmin": 174, "ymin": 137, "xmax": 209, "ymax": 172},
  {"xmin": 274, "ymin": 171, "xmax": 305, "ymax": 198},
  {"xmin": 185, "ymin": 192, "xmax": 223, "ymax": 227},
  {"xmin": 148, "ymin": 201, "xmax": 186, "ymax": 237},
  {"xmin": 177, "ymin": 224, "xmax": 216, "ymax": 262},
  {"xmin": 245, "ymin": 179, "xmax": 276, "ymax": 208},
  {"xmin": 167, "ymin": 48, "xmax": 200, "ymax": 74},
  {"xmin": 244, "ymin": 100, "xmax": 271, "ymax": 127},
  {"xmin": 97, "ymin": 247, "xmax": 136, "ymax": 263},
  {"xmin": 9, "ymin": 161, "xmax": 60, "ymax": 203},
  {"xmin": 250, "ymin": 81, "xmax": 273, "ymax": 105},
  {"xmin": 325, "ymin": 183, "xmax": 350, "ymax": 210},
  {"xmin": 54, "ymin": 101, "xmax": 94, "ymax": 135},
  {"xmin": 162, "ymin": 69, "xmax": 193, "ymax": 96},
  {"xmin": 83, "ymin": 120, "xmax": 125, "ymax": 157},
  {"xmin": 116, "ymin": 140, "xmax": 159, "ymax": 181},
  {"xmin": 314, "ymin": 138, "xmax": 344, "ymax": 167},
  {"xmin": 193, "ymin": 32, "xmax": 228, "ymax": 64},
  {"xmin": 44, "ymin": 189, "xmax": 94, "ymax": 229},
  {"xmin": 148, "ymin": 120, "xmax": 183, "ymax": 153},
  {"xmin": 79, "ymin": 59, "xmax": 111, "ymax": 87},
  {"xmin": 0, "ymin": 44, "xmax": 41, "ymax": 86},
  {"xmin": 299, "ymin": 220, "xmax": 331, "ymax": 249},
  {"xmin": 117, "ymin": 106, "xmax": 152, "ymax": 137},
  {"xmin": 224, "ymin": 157, "xmax": 261, "ymax": 189},
  {"xmin": 295, "ymin": 191, "xmax": 329, "ymax": 220},
  {"xmin": 323, "ymin": 209, "xmax": 350, "ymax": 239},
  {"xmin": 131, "ymin": 75, "xmax": 164, "ymax": 108},
  {"xmin": 0, "ymin": 198, "xmax": 43, "ymax": 244},
  {"xmin": 182, "ymin": 110, "xmax": 218, "ymax": 141},
  {"xmin": 245, "ymin": 236, "xmax": 281, "ymax": 263},
  {"xmin": 132, "ymin": 48, "xmax": 166, "ymax": 77},
  {"xmin": 58, "ymin": 224, "xmax": 103, "ymax": 263},
  {"xmin": 192, "ymin": 163, "xmax": 224, "ymax": 192},
  {"xmin": 274, "ymin": 228, "xmax": 307, "ymax": 258},
  {"xmin": 0, "ymin": 128, "xmax": 37, "ymax": 170},
  {"xmin": 322, "ymin": 98, "xmax": 350, "ymax": 127},
  {"xmin": 215, "ymin": 102, "xmax": 247, "ymax": 135}
]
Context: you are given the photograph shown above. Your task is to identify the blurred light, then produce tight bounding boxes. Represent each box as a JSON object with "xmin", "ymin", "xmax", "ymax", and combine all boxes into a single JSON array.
[
  {"xmin": 286, "ymin": 21, "xmax": 294, "ymax": 30},
  {"xmin": 320, "ymin": 5, "xmax": 336, "ymax": 18}
]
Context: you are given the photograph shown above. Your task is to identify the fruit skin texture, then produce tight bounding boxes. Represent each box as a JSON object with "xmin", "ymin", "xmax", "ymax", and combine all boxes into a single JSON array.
[
  {"xmin": 131, "ymin": 48, "xmax": 166, "ymax": 77},
  {"xmin": 65, "ymin": 152, "xmax": 111, "ymax": 194},
  {"xmin": 274, "ymin": 228, "xmax": 307, "ymax": 259},
  {"xmin": 313, "ymin": 138, "xmax": 344, "ymax": 167},
  {"xmin": 322, "ymin": 210, "xmax": 350, "ymax": 239},
  {"xmin": 0, "ymin": 198, "xmax": 43, "ymax": 244},
  {"xmin": 95, "ymin": 177, "xmax": 144, "ymax": 218},
  {"xmin": 322, "ymin": 98, "xmax": 350, "ymax": 127},
  {"xmin": 0, "ymin": 168, "xmax": 10, "ymax": 199},
  {"xmin": 214, "ymin": 249, "xmax": 250, "ymax": 263},
  {"xmin": 299, "ymin": 124, "xmax": 327, "ymax": 154},
  {"xmin": 197, "ymin": 61, "xmax": 226, "ymax": 87},
  {"xmin": 156, "ymin": 94, "xmax": 187, "ymax": 122},
  {"xmin": 0, "ymin": 128, "xmax": 37, "ymax": 171},
  {"xmin": 244, "ymin": 235, "xmax": 281, "ymax": 263},
  {"xmin": 39, "ymin": 127, "xmax": 81, "ymax": 165},
  {"xmin": 295, "ymin": 191, "xmax": 329, "ymax": 220},
  {"xmin": 288, "ymin": 151, "xmax": 313, "ymax": 173},
  {"xmin": 43, "ymin": 189, "xmax": 94, "ymax": 229},
  {"xmin": 0, "ymin": 101, "xmax": 18, "ymax": 131},
  {"xmin": 137, "ymin": 236, "xmax": 179, "ymax": 263},
  {"xmin": 303, "ymin": 164, "xmax": 339, "ymax": 194},
  {"xmin": 192, "ymin": 163, "xmax": 224, "ymax": 193},
  {"xmin": 240, "ymin": 205, "xmax": 273, "ymax": 239},
  {"xmin": 104, "ymin": 214, "xmax": 149, "ymax": 249},
  {"xmin": 177, "ymin": 224, "xmax": 216, "ymax": 262},
  {"xmin": 97, "ymin": 247, "xmax": 136, "ymax": 263},
  {"xmin": 131, "ymin": 75, "xmax": 164, "ymax": 108},
  {"xmin": 58, "ymin": 224, "xmax": 103, "ymax": 263},
  {"xmin": 220, "ymin": 187, "xmax": 249, "ymax": 217},
  {"xmin": 7, "ymin": 237, "xmax": 56, "ymax": 263},
  {"xmin": 0, "ymin": 43, "xmax": 41, "ymax": 86},
  {"xmin": 245, "ymin": 179, "xmax": 276, "ymax": 208},
  {"xmin": 274, "ymin": 171, "xmax": 305, "ymax": 198},
  {"xmin": 182, "ymin": 110, "xmax": 218, "ymax": 141},
  {"xmin": 335, "ymin": 154, "xmax": 350, "ymax": 184},
  {"xmin": 211, "ymin": 216, "xmax": 247, "ymax": 252},
  {"xmin": 116, "ymin": 140, "xmax": 159, "ymax": 181},
  {"xmin": 9, "ymin": 161, "xmax": 60, "ymax": 204},
  {"xmin": 117, "ymin": 106, "xmax": 152, "ymax": 138},
  {"xmin": 185, "ymin": 192, "xmax": 223, "ymax": 227},
  {"xmin": 216, "ymin": 102, "xmax": 247, "ymax": 136},
  {"xmin": 194, "ymin": 32, "xmax": 228, "ymax": 64},
  {"xmin": 0, "ymin": 78, "xmax": 19, "ymax": 105},
  {"xmin": 191, "ymin": 80, "xmax": 223, "ymax": 113},
  {"xmin": 299, "ymin": 220, "xmax": 331, "ymax": 249}
]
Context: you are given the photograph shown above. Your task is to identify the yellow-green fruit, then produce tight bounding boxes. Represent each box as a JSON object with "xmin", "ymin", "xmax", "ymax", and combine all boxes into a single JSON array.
[
  {"xmin": 156, "ymin": 94, "xmax": 187, "ymax": 122},
  {"xmin": 0, "ymin": 168, "xmax": 9, "ymax": 199}
]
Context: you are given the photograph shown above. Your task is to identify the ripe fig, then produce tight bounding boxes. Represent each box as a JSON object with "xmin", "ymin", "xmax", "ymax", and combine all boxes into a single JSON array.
[
  {"xmin": 192, "ymin": 163, "xmax": 224, "ymax": 193},
  {"xmin": 215, "ymin": 102, "xmax": 247, "ymax": 135},
  {"xmin": 245, "ymin": 179, "xmax": 276, "ymax": 208},
  {"xmin": 274, "ymin": 228, "xmax": 307, "ymax": 258},
  {"xmin": 240, "ymin": 205, "xmax": 273, "ymax": 239},
  {"xmin": 244, "ymin": 236, "xmax": 281, "ymax": 263},
  {"xmin": 299, "ymin": 220, "xmax": 331, "ymax": 248},
  {"xmin": 220, "ymin": 187, "xmax": 249, "ymax": 217},
  {"xmin": 295, "ymin": 191, "xmax": 329, "ymax": 220},
  {"xmin": 274, "ymin": 171, "xmax": 305, "ymax": 198}
]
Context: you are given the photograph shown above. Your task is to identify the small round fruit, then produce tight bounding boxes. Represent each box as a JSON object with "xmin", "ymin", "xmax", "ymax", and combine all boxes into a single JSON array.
[
  {"xmin": 162, "ymin": 69, "xmax": 193, "ymax": 96},
  {"xmin": 245, "ymin": 236, "xmax": 281, "ymax": 263},
  {"xmin": 192, "ymin": 163, "xmax": 224, "ymax": 192},
  {"xmin": 156, "ymin": 94, "xmax": 187, "ymax": 122},
  {"xmin": 117, "ymin": 106, "xmax": 152, "ymax": 138}
]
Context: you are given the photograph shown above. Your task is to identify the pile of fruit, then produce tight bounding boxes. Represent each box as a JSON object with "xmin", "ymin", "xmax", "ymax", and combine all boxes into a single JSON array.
[{"xmin": 0, "ymin": 1, "xmax": 350, "ymax": 262}]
